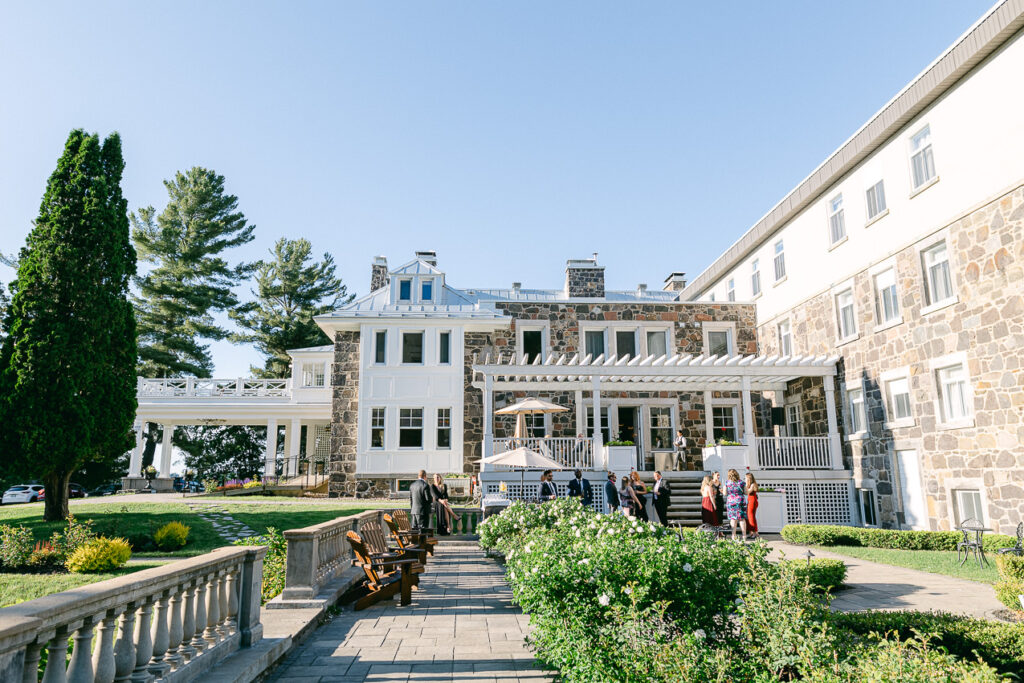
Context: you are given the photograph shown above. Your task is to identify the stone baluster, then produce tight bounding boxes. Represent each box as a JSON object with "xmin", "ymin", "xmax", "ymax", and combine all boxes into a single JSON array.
[
  {"xmin": 66, "ymin": 617, "xmax": 96, "ymax": 683},
  {"xmin": 179, "ymin": 581, "xmax": 196, "ymax": 661},
  {"xmin": 226, "ymin": 568, "xmax": 239, "ymax": 634},
  {"xmin": 22, "ymin": 640, "xmax": 44, "ymax": 683},
  {"xmin": 41, "ymin": 626, "xmax": 69, "ymax": 683},
  {"xmin": 190, "ymin": 579, "xmax": 207, "ymax": 654},
  {"xmin": 112, "ymin": 604, "xmax": 137, "ymax": 683},
  {"xmin": 216, "ymin": 569, "xmax": 228, "ymax": 637},
  {"xmin": 92, "ymin": 610, "xmax": 119, "ymax": 683},
  {"xmin": 147, "ymin": 591, "xmax": 170, "ymax": 677},
  {"xmin": 203, "ymin": 572, "xmax": 221, "ymax": 646},
  {"xmin": 130, "ymin": 599, "xmax": 154, "ymax": 683},
  {"xmin": 166, "ymin": 586, "xmax": 184, "ymax": 668}
]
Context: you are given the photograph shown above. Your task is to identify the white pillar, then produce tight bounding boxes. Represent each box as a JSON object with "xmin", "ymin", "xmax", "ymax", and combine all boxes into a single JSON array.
[
  {"xmin": 591, "ymin": 377, "xmax": 603, "ymax": 454},
  {"xmin": 703, "ymin": 390, "xmax": 714, "ymax": 444},
  {"xmin": 304, "ymin": 424, "xmax": 317, "ymax": 459},
  {"xmin": 264, "ymin": 418, "xmax": 278, "ymax": 479},
  {"xmin": 823, "ymin": 375, "xmax": 844, "ymax": 470},
  {"xmin": 741, "ymin": 376, "xmax": 756, "ymax": 468},
  {"xmin": 482, "ymin": 375, "xmax": 493, "ymax": 471},
  {"xmin": 286, "ymin": 418, "xmax": 301, "ymax": 477},
  {"xmin": 159, "ymin": 424, "xmax": 174, "ymax": 478},
  {"xmin": 574, "ymin": 390, "xmax": 585, "ymax": 436},
  {"xmin": 129, "ymin": 421, "xmax": 145, "ymax": 477}
]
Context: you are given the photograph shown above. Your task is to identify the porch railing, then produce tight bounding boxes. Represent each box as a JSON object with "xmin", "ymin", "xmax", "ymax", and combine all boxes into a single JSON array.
[
  {"xmin": 137, "ymin": 377, "xmax": 291, "ymax": 399},
  {"xmin": 755, "ymin": 436, "xmax": 832, "ymax": 469},
  {"xmin": 493, "ymin": 437, "xmax": 594, "ymax": 469},
  {"xmin": 0, "ymin": 545, "xmax": 265, "ymax": 683}
]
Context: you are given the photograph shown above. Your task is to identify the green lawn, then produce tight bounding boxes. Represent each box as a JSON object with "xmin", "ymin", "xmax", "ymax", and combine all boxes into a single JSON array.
[
  {"xmin": 0, "ymin": 500, "xmax": 394, "ymax": 557},
  {"xmin": 816, "ymin": 544, "xmax": 1000, "ymax": 584},
  {"xmin": 0, "ymin": 562, "xmax": 166, "ymax": 608}
]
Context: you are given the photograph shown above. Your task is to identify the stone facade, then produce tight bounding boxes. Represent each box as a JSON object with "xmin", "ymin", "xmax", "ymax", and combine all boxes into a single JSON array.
[
  {"xmin": 565, "ymin": 263, "xmax": 606, "ymax": 298},
  {"xmin": 328, "ymin": 330, "xmax": 361, "ymax": 497},
  {"xmin": 370, "ymin": 257, "xmax": 389, "ymax": 292},
  {"xmin": 759, "ymin": 184, "xmax": 1024, "ymax": 532}
]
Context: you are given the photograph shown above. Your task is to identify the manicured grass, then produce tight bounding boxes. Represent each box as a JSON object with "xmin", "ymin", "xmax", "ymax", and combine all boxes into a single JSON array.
[
  {"xmin": 0, "ymin": 562, "xmax": 166, "ymax": 608},
  {"xmin": 816, "ymin": 544, "xmax": 1000, "ymax": 584}
]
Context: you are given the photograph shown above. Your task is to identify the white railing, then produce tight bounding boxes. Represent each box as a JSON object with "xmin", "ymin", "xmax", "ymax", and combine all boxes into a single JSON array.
[
  {"xmin": 493, "ymin": 437, "xmax": 595, "ymax": 470},
  {"xmin": 138, "ymin": 377, "xmax": 291, "ymax": 399},
  {"xmin": 755, "ymin": 436, "xmax": 832, "ymax": 469},
  {"xmin": 0, "ymin": 545, "xmax": 266, "ymax": 683}
]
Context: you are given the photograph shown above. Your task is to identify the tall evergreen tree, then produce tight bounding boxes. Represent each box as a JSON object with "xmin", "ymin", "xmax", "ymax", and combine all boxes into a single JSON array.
[
  {"xmin": 231, "ymin": 238, "xmax": 352, "ymax": 376},
  {"xmin": 0, "ymin": 130, "xmax": 137, "ymax": 521}
]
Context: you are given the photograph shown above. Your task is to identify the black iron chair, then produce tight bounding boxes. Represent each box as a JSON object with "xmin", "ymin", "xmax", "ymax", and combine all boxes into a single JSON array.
[
  {"xmin": 997, "ymin": 522, "xmax": 1024, "ymax": 557},
  {"xmin": 957, "ymin": 518, "xmax": 986, "ymax": 567}
]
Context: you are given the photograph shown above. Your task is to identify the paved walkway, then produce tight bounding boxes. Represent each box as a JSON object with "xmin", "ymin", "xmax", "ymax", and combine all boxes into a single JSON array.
[
  {"xmin": 268, "ymin": 542, "xmax": 553, "ymax": 682},
  {"xmin": 187, "ymin": 503, "xmax": 257, "ymax": 542},
  {"xmin": 767, "ymin": 541, "xmax": 1005, "ymax": 620}
]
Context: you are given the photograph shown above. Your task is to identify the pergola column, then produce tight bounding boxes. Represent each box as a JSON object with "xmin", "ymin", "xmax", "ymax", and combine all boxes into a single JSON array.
[
  {"xmin": 159, "ymin": 424, "xmax": 174, "ymax": 478},
  {"xmin": 703, "ymin": 390, "xmax": 714, "ymax": 444},
  {"xmin": 590, "ymin": 377, "xmax": 603, "ymax": 453},
  {"xmin": 741, "ymin": 376, "xmax": 756, "ymax": 468},
  {"xmin": 823, "ymin": 375, "xmax": 843, "ymax": 469},
  {"xmin": 482, "ymin": 375, "xmax": 493, "ymax": 470},
  {"xmin": 574, "ymin": 390, "xmax": 585, "ymax": 436},
  {"xmin": 264, "ymin": 418, "xmax": 278, "ymax": 479},
  {"xmin": 286, "ymin": 418, "xmax": 301, "ymax": 477},
  {"xmin": 129, "ymin": 421, "xmax": 145, "ymax": 477}
]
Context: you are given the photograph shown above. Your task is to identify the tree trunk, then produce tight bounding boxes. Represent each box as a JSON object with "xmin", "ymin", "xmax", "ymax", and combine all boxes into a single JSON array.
[
  {"xmin": 141, "ymin": 423, "xmax": 159, "ymax": 469},
  {"xmin": 43, "ymin": 471, "xmax": 71, "ymax": 521}
]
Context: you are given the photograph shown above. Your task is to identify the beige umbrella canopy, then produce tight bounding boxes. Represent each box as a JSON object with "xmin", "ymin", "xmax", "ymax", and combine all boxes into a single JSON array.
[
  {"xmin": 496, "ymin": 397, "xmax": 568, "ymax": 438},
  {"xmin": 475, "ymin": 447, "xmax": 564, "ymax": 497}
]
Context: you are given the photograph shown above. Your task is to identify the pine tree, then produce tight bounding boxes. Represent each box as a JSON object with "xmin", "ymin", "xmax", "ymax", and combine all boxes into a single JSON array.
[
  {"xmin": 231, "ymin": 238, "xmax": 351, "ymax": 377},
  {"xmin": 0, "ymin": 130, "xmax": 137, "ymax": 521}
]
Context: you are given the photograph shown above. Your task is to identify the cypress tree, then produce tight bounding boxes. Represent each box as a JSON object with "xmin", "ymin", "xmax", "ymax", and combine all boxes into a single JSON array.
[{"xmin": 0, "ymin": 130, "xmax": 137, "ymax": 521}]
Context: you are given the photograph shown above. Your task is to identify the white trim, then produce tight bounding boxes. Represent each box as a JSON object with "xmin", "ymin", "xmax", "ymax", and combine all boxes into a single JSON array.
[
  {"xmin": 908, "ymin": 174, "xmax": 940, "ymax": 199},
  {"xmin": 943, "ymin": 477, "xmax": 989, "ymax": 528},
  {"xmin": 701, "ymin": 321, "xmax": 736, "ymax": 356},
  {"xmin": 515, "ymin": 320, "xmax": 551, "ymax": 363},
  {"xmin": 707, "ymin": 397, "xmax": 743, "ymax": 442},
  {"xmin": 842, "ymin": 379, "xmax": 868, "ymax": 441},
  {"xmin": 880, "ymin": 366, "xmax": 915, "ymax": 429},
  {"xmin": 831, "ymin": 279, "xmax": 858, "ymax": 345},
  {"xmin": 916, "ymin": 230, "xmax": 958, "ymax": 312}
]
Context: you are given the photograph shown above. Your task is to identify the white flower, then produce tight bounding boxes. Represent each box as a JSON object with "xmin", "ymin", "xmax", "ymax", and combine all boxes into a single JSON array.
[
  {"xmin": 683, "ymin": 563, "xmax": 693, "ymax": 573},
  {"xmin": 599, "ymin": 594, "xmax": 610, "ymax": 606},
  {"xmin": 623, "ymin": 586, "xmax": 632, "ymax": 595},
  {"xmin": 735, "ymin": 598, "xmax": 744, "ymax": 606},
  {"xmin": 575, "ymin": 530, "xmax": 581, "ymax": 537},
  {"xmin": 693, "ymin": 629, "xmax": 706, "ymax": 640}
]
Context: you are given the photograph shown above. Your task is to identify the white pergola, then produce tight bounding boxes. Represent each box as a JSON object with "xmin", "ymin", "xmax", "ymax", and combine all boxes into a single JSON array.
[{"xmin": 472, "ymin": 351, "xmax": 843, "ymax": 466}]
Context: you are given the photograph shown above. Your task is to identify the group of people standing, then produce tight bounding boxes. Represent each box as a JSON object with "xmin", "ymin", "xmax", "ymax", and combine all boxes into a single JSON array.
[
  {"xmin": 600, "ymin": 470, "xmax": 673, "ymax": 523},
  {"xmin": 701, "ymin": 469, "xmax": 759, "ymax": 541},
  {"xmin": 408, "ymin": 469, "xmax": 461, "ymax": 535}
]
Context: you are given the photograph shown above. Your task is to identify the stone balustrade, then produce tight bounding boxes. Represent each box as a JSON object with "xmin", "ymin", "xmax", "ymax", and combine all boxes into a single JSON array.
[{"xmin": 0, "ymin": 545, "xmax": 265, "ymax": 683}]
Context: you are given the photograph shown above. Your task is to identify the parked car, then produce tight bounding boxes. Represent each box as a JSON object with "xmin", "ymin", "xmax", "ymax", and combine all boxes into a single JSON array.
[
  {"xmin": 68, "ymin": 483, "xmax": 86, "ymax": 498},
  {"xmin": 2, "ymin": 485, "xmax": 45, "ymax": 504},
  {"xmin": 173, "ymin": 477, "xmax": 185, "ymax": 492},
  {"xmin": 87, "ymin": 483, "xmax": 122, "ymax": 497}
]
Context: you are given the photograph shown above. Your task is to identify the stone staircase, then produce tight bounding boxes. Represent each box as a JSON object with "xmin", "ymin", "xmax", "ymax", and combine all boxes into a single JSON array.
[{"xmin": 638, "ymin": 470, "xmax": 708, "ymax": 526}]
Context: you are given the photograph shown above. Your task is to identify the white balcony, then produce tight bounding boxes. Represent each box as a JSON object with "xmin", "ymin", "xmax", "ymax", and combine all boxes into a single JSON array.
[
  {"xmin": 491, "ymin": 437, "xmax": 595, "ymax": 470},
  {"xmin": 137, "ymin": 377, "xmax": 292, "ymax": 400},
  {"xmin": 703, "ymin": 436, "xmax": 840, "ymax": 473}
]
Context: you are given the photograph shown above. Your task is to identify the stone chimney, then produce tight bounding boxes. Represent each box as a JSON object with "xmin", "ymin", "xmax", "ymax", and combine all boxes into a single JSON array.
[
  {"xmin": 663, "ymin": 272, "xmax": 687, "ymax": 292},
  {"xmin": 565, "ymin": 255, "xmax": 605, "ymax": 298},
  {"xmin": 415, "ymin": 250, "xmax": 438, "ymax": 266},
  {"xmin": 636, "ymin": 283, "xmax": 648, "ymax": 297},
  {"xmin": 370, "ymin": 256, "xmax": 389, "ymax": 292}
]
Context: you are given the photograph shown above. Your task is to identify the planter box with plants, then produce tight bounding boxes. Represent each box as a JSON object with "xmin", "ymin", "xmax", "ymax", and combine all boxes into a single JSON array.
[
  {"xmin": 701, "ymin": 440, "xmax": 749, "ymax": 474},
  {"xmin": 604, "ymin": 441, "xmax": 636, "ymax": 473}
]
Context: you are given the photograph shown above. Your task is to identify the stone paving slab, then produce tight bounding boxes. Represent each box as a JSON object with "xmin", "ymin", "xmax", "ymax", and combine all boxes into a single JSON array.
[
  {"xmin": 767, "ymin": 541, "xmax": 1005, "ymax": 620},
  {"xmin": 267, "ymin": 543, "xmax": 554, "ymax": 682}
]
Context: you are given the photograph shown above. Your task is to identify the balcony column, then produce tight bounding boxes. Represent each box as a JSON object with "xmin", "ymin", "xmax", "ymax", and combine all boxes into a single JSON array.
[
  {"xmin": 703, "ymin": 390, "xmax": 714, "ymax": 444},
  {"xmin": 129, "ymin": 421, "xmax": 145, "ymax": 477},
  {"xmin": 574, "ymin": 390, "xmax": 585, "ymax": 436},
  {"xmin": 590, "ymin": 376, "xmax": 603, "ymax": 455},
  {"xmin": 823, "ymin": 375, "xmax": 843, "ymax": 469},
  {"xmin": 159, "ymin": 424, "xmax": 175, "ymax": 479},
  {"xmin": 482, "ymin": 375, "xmax": 493, "ymax": 471},
  {"xmin": 264, "ymin": 418, "xmax": 278, "ymax": 479},
  {"xmin": 741, "ymin": 376, "xmax": 756, "ymax": 469},
  {"xmin": 285, "ymin": 418, "xmax": 301, "ymax": 477}
]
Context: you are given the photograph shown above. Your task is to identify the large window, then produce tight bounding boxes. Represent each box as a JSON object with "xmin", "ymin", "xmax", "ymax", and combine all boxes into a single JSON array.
[
  {"xmin": 886, "ymin": 377, "xmax": 912, "ymax": 420},
  {"xmin": 750, "ymin": 259, "xmax": 761, "ymax": 297},
  {"xmin": 936, "ymin": 363, "xmax": 970, "ymax": 422},
  {"xmin": 828, "ymin": 193, "xmax": 846, "ymax": 245},
  {"xmin": 646, "ymin": 329, "xmax": 668, "ymax": 358},
  {"xmin": 522, "ymin": 330, "xmax": 543, "ymax": 363},
  {"xmin": 711, "ymin": 405, "xmax": 738, "ymax": 442},
  {"xmin": 774, "ymin": 240, "xmax": 786, "ymax": 281},
  {"xmin": 777, "ymin": 319, "xmax": 792, "ymax": 356},
  {"xmin": 649, "ymin": 406, "xmax": 673, "ymax": 450},
  {"xmin": 727, "ymin": 278, "xmax": 736, "ymax": 301},
  {"xmin": 402, "ymin": 332, "xmax": 424, "ymax": 364},
  {"xmin": 835, "ymin": 288, "xmax": 856, "ymax": 340},
  {"xmin": 421, "ymin": 280, "xmax": 433, "ymax": 301},
  {"xmin": 874, "ymin": 268, "xmax": 900, "ymax": 324},
  {"xmin": 301, "ymin": 362, "xmax": 325, "ymax": 387},
  {"xmin": 524, "ymin": 413, "xmax": 546, "ymax": 438},
  {"xmin": 586, "ymin": 407, "xmax": 611, "ymax": 444},
  {"xmin": 866, "ymin": 180, "xmax": 887, "ymax": 220},
  {"xmin": 922, "ymin": 241, "xmax": 954, "ymax": 306},
  {"xmin": 615, "ymin": 329, "xmax": 637, "ymax": 360},
  {"xmin": 398, "ymin": 279, "xmax": 412, "ymax": 301},
  {"xmin": 953, "ymin": 489, "xmax": 984, "ymax": 525},
  {"xmin": 399, "ymin": 408, "xmax": 423, "ymax": 448},
  {"xmin": 910, "ymin": 125, "xmax": 936, "ymax": 189},
  {"xmin": 439, "ymin": 331, "xmax": 451, "ymax": 364},
  {"xmin": 707, "ymin": 330, "xmax": 730, "ymax": 356},
  {"xmin": 436, "ymin": 408, "xmax": 451, "ymax": 449},
  {"xmin": 370, "ymin": 408, "xmax": 385, "ymax": 449},
  {"xmin": 585, "ymin": 330, "xmax": 606, "ymax": 358},
  {"xmin": 374, "ymin": 330, "xmax": 387, "ymax": 364},
  {"xmin": 846, "ymin": 387, "xmax": 866, "ymax": 435}
]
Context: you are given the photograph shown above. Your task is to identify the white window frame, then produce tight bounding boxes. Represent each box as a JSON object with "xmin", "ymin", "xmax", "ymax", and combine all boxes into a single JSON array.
[
  {"xmin": 300, "ymin": 361, "xmax": 326, "ymax": 388},
  {"xmin": 865, "ymin": 179, "xmax": 888, "ymax": 225},
  {"xmin": 516, "ymin": 321, "xmax": 550, "ymax": 364},
  {"xmin": 708, "ymin": 398, "xmax": 742, "ymax": 443},
  {"xmin": 832, "ymin": 281, "xmax": 858, "ymax": 345},
  {"xmin": 398, "ymin": 407, "xmax": 424, "ymax": 449},
  {"xmin": 750, "ymin": 259, "xmax": 761, "ymax": 298},
  {"xmin": 943, "ymin": 477, "xmax": 988, "ymax": 528},
  {"xmin": 777, "ymin": 318, "xmax": 792, "ymax": 357},
  {"xmin": 726, "ymin": 278, "xmax": 736, "ymax": 301},
  {"xmin": 436, "ymin": 407, "xmax": 452, "ymax": 450},
  {"xmin": 844, "ymin": 382, "xmax": 867, "ymax": 440},
  {"xmin": 827, "ymin": 193, "xmax": 847, "ymax": 248},
  {"xmin": 918, "ymin": 235, "xmax": 958, "ymax": 314},
  {"xmin": 773, "ymin": 240, "xmax": 786, "ymax": 284},
  {"xmin": 642, "ymin": 326, "xmax": 672, "ymax": 358},
  {"xmin": 857, "ymin": 484, "xmax": 880, "ymax": 527},
  {"xmin": 646, "ymin": 404, "xmax": 677, "ymax": 452},
  {"xmin": 880, "ymin": 366, "xmax": 914, "ymax": 429},
  {"xmin": 397, "ymin": 278, "xmax": 413, "ymax": 302},
  {"xmin": 870, "ymin": 260, "xmax": 902, "ymax": 331},
  {"xmin": 784, "ymin": 400, "xmax": 802, "ymax": 437},
  {"xmin": 908, "ymin": 124, "xmax": 938, "ymax": 194},
  {"xmin": 373, "ymin": 329, "xmax": 387, "ymax": 365},
  {"xmin": 929, "ymin": 353, "xmax": 974, "ymax": 430},
  {"xmin": 369, "ymin": 407, "xmax": 386, "ymax": 450},
  {"xmin": 614, "ymin": 328, "xmax": 639, "ymax": 360},
  {"xmin": 701, "ymin": 321, "xmax": 736, "ymax": 357},
  {"xmin": 400, "ymin": 330, "xmax": 425, "ymax": 366}
]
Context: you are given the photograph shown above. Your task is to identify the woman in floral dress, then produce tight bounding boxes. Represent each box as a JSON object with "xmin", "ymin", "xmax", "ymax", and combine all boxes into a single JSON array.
[{"xmin": 725, "ymin": 469, "xmax": 748, "ymax": 541}]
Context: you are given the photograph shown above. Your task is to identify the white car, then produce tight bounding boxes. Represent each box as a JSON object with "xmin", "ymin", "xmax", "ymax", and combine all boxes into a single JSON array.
[{"xmin": 2, "ymin": 485, "xmax": 45, "ymax": 504}]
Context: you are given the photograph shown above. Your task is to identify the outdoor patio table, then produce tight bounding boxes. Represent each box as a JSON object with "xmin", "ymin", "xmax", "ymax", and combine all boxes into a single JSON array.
[{"xmin": 956, "ymin": 525, "xmax": 992, "ymax": 568}]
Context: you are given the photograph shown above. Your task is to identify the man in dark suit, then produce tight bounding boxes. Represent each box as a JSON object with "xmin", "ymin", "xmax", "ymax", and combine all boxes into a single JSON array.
[
  {"xmin": 409, "ymin": 469, "xmax": 433, "ymax": 529},
  {"xmin": 652, "ymin": 471, "xmax": 672, "ymax": 524},
  {"xmin": 566, "ymin": 469, "xmax": 593, "ymax": 508},
  {"xmin": 539, "ymin": 470, "xmax": 557, "ymax": 501},
  {"xmin": 603, "ymin": 472, "xmax": 618, "ymax": 514}
]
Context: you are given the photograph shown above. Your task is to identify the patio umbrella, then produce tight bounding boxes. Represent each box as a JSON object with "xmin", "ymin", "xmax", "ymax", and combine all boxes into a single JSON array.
[
  {"xmin": 496, "ymin": 397, "xmax": 569, "ymax": 438},
  {"xmin": 475, "ymin": 447, "xmax": 564, "ymax": 498}
]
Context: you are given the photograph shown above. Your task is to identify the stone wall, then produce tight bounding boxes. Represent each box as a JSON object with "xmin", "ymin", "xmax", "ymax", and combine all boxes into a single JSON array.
[
  {"xmin": 328, "ymin": 330, "xmax": 361, "ymax": 497},
  {"xmin": 565, "ymin": 266, "xmax": 606, "ymax": 298},
  {"xmin": 759, "ymin": 184, "xmax": 1024, "ymax": 531}
]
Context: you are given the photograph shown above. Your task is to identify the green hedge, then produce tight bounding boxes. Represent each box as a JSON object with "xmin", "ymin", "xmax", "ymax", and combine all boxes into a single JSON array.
[
  {"xmin": 994, "ymin": 555, "xmax": 1024, "ymax": 612},
  {"xmin": 778, "ymin": 558, "xmax": 846, "ymax": 592},
  {"xmin": 781, "ymin": 524, "xmax": 1015, "ymax": 552}
]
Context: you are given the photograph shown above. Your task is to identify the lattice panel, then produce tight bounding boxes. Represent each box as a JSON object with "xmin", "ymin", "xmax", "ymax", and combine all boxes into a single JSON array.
[
  {"xmin": 484, "ymin": 482, "xmax": 606, "ymax": 514},
  {"xmin": 313, "ymin": 424, "xmax": 330, "ymax": 459},
  {"xmin": 803, "ymin": 482, "xmax": 852, "ymax": 525},
  {"xmin": 762, "ymin": 481, "xmax": 802, "ymax": 525}
]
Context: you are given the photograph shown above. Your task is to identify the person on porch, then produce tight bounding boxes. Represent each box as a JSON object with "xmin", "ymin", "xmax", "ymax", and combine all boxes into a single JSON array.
[
  {"xmin": 567, "ymin": 468, "xmax": 592, "ymax": 507},
  {"xmin": 673, "ymin": 430, "xmax": 688, "ymax": 470}
]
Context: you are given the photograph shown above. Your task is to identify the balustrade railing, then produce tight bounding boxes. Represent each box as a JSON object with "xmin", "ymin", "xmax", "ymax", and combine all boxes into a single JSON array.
[
  {"xmin": 0, "ymin": 545, "xmax": 265, "ymax": 683},
  {"xmin": 492, "ymin": 437, "xmax": 594, "ymax": 469},
  {"xmin": 756, "ymin": 436, "xmax": 832, "ymax": 469},
  {"xmin": 137, "ymin": 378, "xmax": 291, "ymax": 399}
]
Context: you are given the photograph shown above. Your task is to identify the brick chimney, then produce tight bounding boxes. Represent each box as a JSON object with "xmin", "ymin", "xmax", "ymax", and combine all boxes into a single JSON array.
[
  {"xmin": 565, "ymin": 255, "xmax": 605, "ymax": 298},
  {"xmin": 663, "ymin": 272, "xmax": 687, "ymax": 292},
  {"xmin": 370, "ymin": 256, "xmax": 389, "ymax": 292}
]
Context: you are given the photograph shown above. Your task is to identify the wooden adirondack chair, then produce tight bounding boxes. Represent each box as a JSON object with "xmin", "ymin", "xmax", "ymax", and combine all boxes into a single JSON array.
[
  {"xmin": 346, "ymin": 530, "xmax": 417, "ymax": 610},
  {"xmin": 393, "ymin": 509, "xmax": 438, "ymax": 556},
  {"xmin": 383, "ymin": 513, "xmax": 432, "ymax": 561},
  {"xmin": 361, "ymin": 520, "xmax": 426, "ymax": 575}
]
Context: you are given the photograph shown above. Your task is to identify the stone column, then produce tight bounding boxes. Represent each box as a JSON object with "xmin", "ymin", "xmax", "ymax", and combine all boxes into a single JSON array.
[
  {"xmin": 482, "ymin": 375, "xmax": 493, "ymax": 469},
  {"xmin": 286, "ymin": 418, "xmax": 301, "ymax": 477},
  {"xmin": 823, "ymin": 375, "xmax": 843, "ymax": 470},
  {"xmin": 159, "ymin": 424, "xmax": 174, "ymax": 479},
  {"xmin": 741, "ymin": 376, "xmax": 756, "ymax": 468},
  {"xmin": 128, "ymin": 421, "xmax": 145, "ymax": 477},
  {"xmin": 264, "ymin": 418, "xmax": 278, "ymax": 479}
]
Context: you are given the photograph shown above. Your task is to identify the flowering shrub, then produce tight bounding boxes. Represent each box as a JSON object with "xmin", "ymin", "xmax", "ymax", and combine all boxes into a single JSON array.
[
  {"xmin": 0, "ymin": 524, "xmax": 35, "ymax": 568},
  {"xmin": 48, "ymin": 514, "xmax": 97, "ymax": 560},
  {"xmin": 242, "ymin": 479, "xmax": 263, "ymax": 490},
  {"xmin": 66, "ymin": 537, "xmax": 132, "ymax": 573}
]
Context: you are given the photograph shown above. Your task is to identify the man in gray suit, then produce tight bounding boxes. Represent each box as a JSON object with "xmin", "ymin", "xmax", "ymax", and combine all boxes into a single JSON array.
[{"xmin": 409, "ymin": 469, "xmax": 433, "ymax": 529}]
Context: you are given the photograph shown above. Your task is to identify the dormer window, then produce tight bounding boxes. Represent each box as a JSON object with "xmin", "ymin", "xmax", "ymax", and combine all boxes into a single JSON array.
[
  {"xmin": 421, "ymin": 280, "xmax": 433, "ymax": 301},
  {"xmin": 398, "ymin": 280, "xmax": 412, "ymax": 302}
]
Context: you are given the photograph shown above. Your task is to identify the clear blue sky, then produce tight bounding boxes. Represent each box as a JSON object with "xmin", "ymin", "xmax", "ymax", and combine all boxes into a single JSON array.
[{"xmin": 0, "ymin": 1, "xmax": 993, "ymax": 376}]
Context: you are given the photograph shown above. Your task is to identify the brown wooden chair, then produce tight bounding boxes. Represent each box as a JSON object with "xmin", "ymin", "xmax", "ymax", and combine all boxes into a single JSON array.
[
  {"xmin": 346, "ymin": 530, "xmax": 417, "ymax": 610},
  {"xmin": 383, "ymin": 513, "xmax": 433, "ymax": 561},
  {"xmin": 393, "ymin": 509, "xmax": 438, "ymax": 556},
  {"xmin": 361, "ymin": 520, "xmax": 426, "ymax": 576}
]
